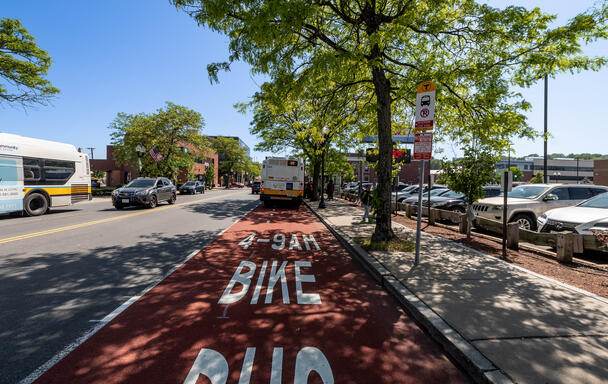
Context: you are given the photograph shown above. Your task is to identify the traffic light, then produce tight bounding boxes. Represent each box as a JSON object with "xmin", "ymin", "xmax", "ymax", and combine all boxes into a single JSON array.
[{"xmin": 393, "ymin": 148, "xmax": 411, "ymax": 164}]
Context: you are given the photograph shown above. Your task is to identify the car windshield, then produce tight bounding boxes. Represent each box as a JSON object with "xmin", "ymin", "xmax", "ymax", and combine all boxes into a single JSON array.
[
  {"xmin": 430, "ymin": 189, "xmax": 448, "ymax": 196},
  {"xmin": 184, "ymin": 181, "xmax": 195, "ymax": 186},
  {"xmin": 402, "ymin": 185, "xmax": 417, "ymax": 193},
  {"xmin": 441, "ymin": 190, "xmax": 465, "ymax": 199},
  {"xmin": 504, "ymin": 186, "xmax": 548, "ymax": 199},
  {"xmin": 578, "ymin": 192, "xmax": 608, "ymax": 208},
  {"xmin": 125, "ymin": 179, "xmax": 156, "ymax": 188}
]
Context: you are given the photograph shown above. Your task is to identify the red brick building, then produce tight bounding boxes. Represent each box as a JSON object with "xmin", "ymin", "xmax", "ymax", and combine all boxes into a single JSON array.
[
  {"xmin": 594, "ymin": 160, "xmax": 608, "ymax": 186},
  {"xmin": 91, "ymin": 145, "xmax": 218, "ymax": 187},
  {"xmin": 346, "ymin": 153, "xmax": 433, "ymax": 185}
]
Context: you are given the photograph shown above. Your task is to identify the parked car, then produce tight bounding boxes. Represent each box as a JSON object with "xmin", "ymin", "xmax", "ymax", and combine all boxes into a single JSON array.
[
  {"xmin": 112, "ymin": 177, "xmax": 176, "ymax": 209},
  {"xmin": 231, "ymin": 182, "xmax": 245, "ymax": 188},
  {"xmin": 537, "ymin": 191, "xmax": 608, "ymax": 234},
  {"xmin": 395, "ymin": 184, "xmax": 447, "ymax": 202},
  {"xmin": 180, "ymin": 180, "xmax": 205, "ymax": 194},
  {"xmin": 251, "ymin": 181, "xmax": 261, "ymax": 194},
  {"xmin": 428, "ymin": 190, "xmax": 467, "ymax": 211},
  {"xmin": 402, "ymin": 188, "xmax": 450, "ymax": 205},
  {"xmin": 472, "ymin": 184, "xmax": 608, "ymax": 230},
  {"xmin": 91, "ymin": 179, "xmax": 101, "ymax": 188}
]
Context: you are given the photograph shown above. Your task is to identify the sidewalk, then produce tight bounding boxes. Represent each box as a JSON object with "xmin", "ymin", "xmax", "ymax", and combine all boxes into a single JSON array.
[{"xmin": 308, "ymin": 199, "xmax": 608, "ymax": 384}]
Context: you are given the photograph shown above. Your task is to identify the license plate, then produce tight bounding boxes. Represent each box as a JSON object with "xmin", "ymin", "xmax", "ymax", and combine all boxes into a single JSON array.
[{"xmin": 122, "ymin": 199, "xmax": 129, "ymax": 203}]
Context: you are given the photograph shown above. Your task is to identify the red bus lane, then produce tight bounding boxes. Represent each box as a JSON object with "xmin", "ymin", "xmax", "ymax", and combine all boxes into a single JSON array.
[{"xmin": 35, "ymin": 205, "xmax": 468, "ymax": 384}]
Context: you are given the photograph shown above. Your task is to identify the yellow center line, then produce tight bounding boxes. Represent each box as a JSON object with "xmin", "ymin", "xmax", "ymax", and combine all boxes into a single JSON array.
[{"xmin": 0, "ymin": 193, "xmax": 233, "ymax": 245}]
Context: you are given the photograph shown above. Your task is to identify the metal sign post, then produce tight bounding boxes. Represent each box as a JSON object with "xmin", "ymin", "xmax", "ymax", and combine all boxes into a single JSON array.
[
  {"xmin": 415, "ymin": 160, "xmax": 425, "ymax": 265},
  {"xmin": 501, "ymin": 170, "xmax": 512, "ymax": 259},
  {"xmin": 413, "ymin": 81, "xmax": 436, "ymax": 265}
]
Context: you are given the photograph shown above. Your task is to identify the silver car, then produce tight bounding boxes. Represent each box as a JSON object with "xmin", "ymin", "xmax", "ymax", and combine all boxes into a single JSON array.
[{"xmin": 472, "ymin": 184, "xmax": 608, "ymax": 230}]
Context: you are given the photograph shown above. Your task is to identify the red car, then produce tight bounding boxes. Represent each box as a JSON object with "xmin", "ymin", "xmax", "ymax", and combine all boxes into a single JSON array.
[{"xmin": 231, "ymin": 182, "xmax": 245, "ymax": 188}]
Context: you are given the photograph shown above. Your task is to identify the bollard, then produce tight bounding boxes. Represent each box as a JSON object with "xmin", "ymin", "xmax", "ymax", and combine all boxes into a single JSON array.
[
  {"xmin": 458, "ymin": 214, "xmax": 468, "ymax": 234},
  {"xmin": 556, "ymin": 232, "xmax": 574, "ymax": 263},
  {"xmin": 428, "ymin": 208, "xmax": 437, "ymax": 225},
  {"xmin": 406, "ymin": 204, "xmax": 414, "ymax": 219},
  {"xmin": 507, "ymin": 222, "xmax": 519, "ymax": 250}
]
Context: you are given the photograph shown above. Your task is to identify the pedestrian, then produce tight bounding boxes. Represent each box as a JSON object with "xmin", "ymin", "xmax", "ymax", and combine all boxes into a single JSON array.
[
  {"xmin": 305, "ymin": 182, "xmax": 313, "ymax": 199},
  {"xmin": 327, "ymin": 180, "xmax": 334, "ymax": 200},
  {"xmin": 360, "ymin": 185, "xmax": 372, "ymax": 223}
]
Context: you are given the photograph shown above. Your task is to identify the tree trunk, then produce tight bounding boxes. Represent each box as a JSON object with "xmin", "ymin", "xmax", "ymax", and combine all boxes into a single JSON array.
[
  {"xmin": 466, "ymin": 203, "xmax": 475, "ymax": 240},
  {"xmin": 371, "ymin": 64, "xmax": 396, "ymax": 241},
  {"xmin": 311, "ymin": 160, "xmax": 321, "ymax": 201}
]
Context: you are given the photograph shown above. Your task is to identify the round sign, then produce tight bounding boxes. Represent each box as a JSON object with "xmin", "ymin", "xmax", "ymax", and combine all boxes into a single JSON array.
[{"xmin": 420, "ymin": 108, "xmax": 430, "ymax": 118}]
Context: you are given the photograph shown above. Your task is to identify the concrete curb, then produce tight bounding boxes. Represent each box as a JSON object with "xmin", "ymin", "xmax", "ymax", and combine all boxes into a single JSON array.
[{"xmin": 305, "ymin": 200, "xmax": 513, "ymax": 384}]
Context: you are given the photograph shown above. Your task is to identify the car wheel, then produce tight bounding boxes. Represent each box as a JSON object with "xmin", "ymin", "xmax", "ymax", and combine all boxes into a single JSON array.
[
  {"xmin": 511, "ymin": 213, "xmax": 535, "ymax": 231},
  {"xmin": 168, "ymin": 193, "xmax": 176, "ymax": 204},
  {"xmin": 148, "ymin": 195, "xmax": 157, "ymax": 209},
  {"xmin": 24, "ymin": 193, "xmax": 48, "ymax": 216},
  {"xmin": 450, "ymin": 206, "xmax": 466, "ymax": 213}
]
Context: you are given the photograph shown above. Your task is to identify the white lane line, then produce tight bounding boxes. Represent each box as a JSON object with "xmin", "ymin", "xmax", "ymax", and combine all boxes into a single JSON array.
[{"xmin": 19, "ymin": 202, "xmax": 260, "ymax": 384}]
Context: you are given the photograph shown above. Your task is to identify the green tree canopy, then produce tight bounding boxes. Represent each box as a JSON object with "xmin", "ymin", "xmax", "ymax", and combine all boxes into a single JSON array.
[
  {"xmin": 205, "ymin": 163, "xmax": 216, "ymax": 186},
  {"xmin": 0, "ymin": 18, "xmax": 59, "ymax": 107},
  {"xmin": 530, "ymin": 172, "xmax": 544, "ymax": 184},
  {"xmin": 493, "ymin": 166, "xmax": 524, "ymax": 184},
  {"xmin": 110, "ymin": 102, "xmax": 208, "ymax": 181},
  {"xmin": 174, "ymin": 0, "xmax": 608, "ymax": 240},
  {"xmin": 211, "ymin": 137, "xmax": 248, "ymax": 183}
]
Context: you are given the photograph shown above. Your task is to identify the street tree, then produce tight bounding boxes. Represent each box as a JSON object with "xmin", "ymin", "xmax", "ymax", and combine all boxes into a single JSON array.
[
  {"xmin": 173, "ymin": 0, "xmax": 608, "ymax": 241},
  {"xmin": 441, "ymin": 146, "xmax": 498, "ymax": 239},
  {"xmin": 0, "ymin": 18, "xmax": 59, "ymax": 107},
  {"xmin": 110, "ymin": 102, "xmax": 208, "ymax": 181},
  {"xmin": 248, "ymin": 78, "xmax": 360, "ymax": 200},
  {"xmin": 211, "ymin": 137, "xmax": 248, "ymax": 187},
  {"xmin": 205, "ymin": 163, "xmax": 216, "ymax": 187},
  {"xmin": 530, "ymin": 172, "xmax": 544, "ymax": 184}
]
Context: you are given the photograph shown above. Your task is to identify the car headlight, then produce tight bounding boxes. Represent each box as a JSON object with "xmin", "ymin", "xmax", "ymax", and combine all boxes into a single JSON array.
[
  {"xmin": 136, "ymin": 190, "xmax": 148, "ymax": 196},
  {"xmin": 432, "ymin": 202, "xmax": 446, "ymax": 207},
  {"xmin": 540, "ymin": 213, "xmax": 547, "ymax": 220},
  {"xmin": 112, "ymin": 190, "xmax": 119, "ymax": 196},
  {"xmin": 493, "ymin": 205, "xmax": 503, "ymax": 211}
]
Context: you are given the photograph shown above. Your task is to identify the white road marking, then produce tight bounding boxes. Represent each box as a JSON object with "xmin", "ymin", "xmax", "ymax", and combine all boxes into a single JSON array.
[{"xmin": 19, "ymin": 202, "xmax": 259, "ymax": 384}]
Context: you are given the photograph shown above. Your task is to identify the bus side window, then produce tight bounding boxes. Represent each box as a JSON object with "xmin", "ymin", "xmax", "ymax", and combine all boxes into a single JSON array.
[{"xmin": 23, "ymin": 158, "xmax": 41, "ymax": 183}]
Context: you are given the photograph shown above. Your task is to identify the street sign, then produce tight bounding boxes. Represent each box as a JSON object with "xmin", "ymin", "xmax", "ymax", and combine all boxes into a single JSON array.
[
  {"xmin": 362, "ymin": 135, "xmax": 414, "ymax": 143},
  {"xmin": 501, "ymin": 170, "xmax": 513, "ymax": 192},
  {"xmin": 415, "ymin": 81, "xmax": 436, "ymax": 132},
  {"xmin": 413, "ymin": 132, "xmax": 433, "ymax": 160}
]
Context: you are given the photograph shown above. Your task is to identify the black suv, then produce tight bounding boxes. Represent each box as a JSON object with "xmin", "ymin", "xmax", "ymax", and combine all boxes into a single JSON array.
[{"xmin": 112, "ymin": 177, "xmax": 176, "ymax": 209}]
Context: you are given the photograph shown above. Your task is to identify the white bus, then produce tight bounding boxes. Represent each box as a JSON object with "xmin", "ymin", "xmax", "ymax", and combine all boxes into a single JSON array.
[
  {"xmin": 260, "ymin": 157, "xmax": 304, "ymax": 207},
  {"xmin": 0, "ymin": 133, "xmax": 91, "ymax": 216}
]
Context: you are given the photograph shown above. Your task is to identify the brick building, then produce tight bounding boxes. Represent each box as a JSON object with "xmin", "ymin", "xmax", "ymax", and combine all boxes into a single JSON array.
[
  {"xmin": 594, "ymin": 160, "xmax": 608, "ymax": 186},
  {"xmin": 91, "ymin": 145, "xmax": 218, "ymax": 187},
  {"xmin": 345, "ymin": 153, "xmax": 433, "ymax": 185}
]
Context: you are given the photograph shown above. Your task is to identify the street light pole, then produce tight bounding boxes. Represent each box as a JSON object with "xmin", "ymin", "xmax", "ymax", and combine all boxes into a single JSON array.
[
  {"xmin": 318, "ymin": 150, "xmax": 326, "ymax": 209},
  {"xmin": 543, "ymin": 75, "xmax": 548, "ymax": 183},
  {"xmin": 135, "ymin": 145, "xmax": 145, "ymax": 174}
]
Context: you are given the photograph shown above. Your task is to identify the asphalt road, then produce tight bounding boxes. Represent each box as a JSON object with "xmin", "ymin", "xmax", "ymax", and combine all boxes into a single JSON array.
[
  {"xmin": 33, "ymin": 203, "xmax": 467, "ymax": 384},
  {"xmin": 0, "ymin": 188, "xmax": 258, "ymax": 384}
]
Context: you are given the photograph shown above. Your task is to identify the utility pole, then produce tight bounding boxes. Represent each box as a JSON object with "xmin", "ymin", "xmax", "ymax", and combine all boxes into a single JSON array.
[
  {"xmin": 543, "ymin": 75, "xmax": 548, "ymax": 183},
  {"xmin": 87, "ymin": 147, "xmax": 95, "ymax": 160}
]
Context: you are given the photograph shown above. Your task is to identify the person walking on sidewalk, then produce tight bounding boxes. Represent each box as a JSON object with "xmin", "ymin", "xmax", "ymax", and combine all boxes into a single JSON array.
[
  {"xmin": 360, "ymin": 184, "xmax": 372, "ymax": 223},
  {"xmin": 327, "ymin": 180, "xmax": 334, "ymax": 200}
]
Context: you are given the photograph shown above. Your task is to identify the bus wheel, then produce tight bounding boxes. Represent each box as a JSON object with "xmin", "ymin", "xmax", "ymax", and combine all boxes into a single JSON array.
[
  {"xmin": 263, "ymin": 200, "xmax": 272, "ymax": 208},
  {"xmin": 24, "ymin": 193, "xmax": 48, "ymax": 216}
]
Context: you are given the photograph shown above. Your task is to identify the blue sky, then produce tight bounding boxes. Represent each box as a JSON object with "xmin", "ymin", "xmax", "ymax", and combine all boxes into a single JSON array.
[{"xmin": 0, "ymin": 0, "xmax": 606, "ymax": 162}]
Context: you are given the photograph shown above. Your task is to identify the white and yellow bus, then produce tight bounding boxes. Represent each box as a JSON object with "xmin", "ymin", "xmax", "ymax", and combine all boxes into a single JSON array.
[
  {"xmin": 260, "ymin": 157, "xmax": 304, "ymax": 207},
  {"xmin": 0, "ymin": 133, "xmax": 91, "ymax": 216}
]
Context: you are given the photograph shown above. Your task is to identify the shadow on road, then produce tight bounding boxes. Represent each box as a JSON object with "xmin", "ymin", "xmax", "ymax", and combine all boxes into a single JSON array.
[{"xmin": 0, "ymin": 198, "xmax": 258, "ymax": 384}]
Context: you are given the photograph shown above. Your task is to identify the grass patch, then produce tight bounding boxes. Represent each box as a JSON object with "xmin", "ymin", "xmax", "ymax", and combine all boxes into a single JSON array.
[{"xmin": 354, "ymin": 237, "xmax": 415, "ymax": 252}]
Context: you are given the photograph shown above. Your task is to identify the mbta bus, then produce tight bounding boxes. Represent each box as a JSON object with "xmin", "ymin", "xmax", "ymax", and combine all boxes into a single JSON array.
[
  {"xmin": 260, "ymin": 157, "xmax": 304, "ymax": 207},
  {"xmin": 0, "ymin": 133, "xmax": 91, "ymax": 216}
]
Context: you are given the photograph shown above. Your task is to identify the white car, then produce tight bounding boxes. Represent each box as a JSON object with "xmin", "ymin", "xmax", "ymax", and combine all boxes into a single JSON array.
[
  {"xmin": 537, "ymin": 192, "xmax": 608, "ymax": 234},
  {"xmin": 472, "ymin": 184, "xmax": 608, "ymax": 230}
]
